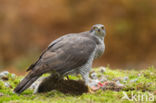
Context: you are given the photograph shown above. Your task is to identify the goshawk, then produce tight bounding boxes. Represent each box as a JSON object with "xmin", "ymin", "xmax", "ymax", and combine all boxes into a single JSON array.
[{"xmin": 14, "ymin": 24, "xmax": 106, "ymax": 94}]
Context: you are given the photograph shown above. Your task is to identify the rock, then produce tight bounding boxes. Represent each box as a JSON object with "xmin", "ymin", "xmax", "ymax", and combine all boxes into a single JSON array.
[
  {"xmin": 90, "ymin": 72, "xmax": 98, "ymax": 79},
  {"xmin": 116, "ymin": 80, "xmax": 124, "ymax": 87},
  {"xmin": 0, "ymin": 71, "xmax": 9, "ymax": 76},
  {"xmin": 123, "ymin": 76, "xmax": 129, "ymax": 81},
  {"xmin": 0, "ymin": 74, "xmax": 3, "ymax": 78},
  {"xmin": 11, "ymin": 74, "xmax": 16, "ymax": 79},
  {"xmin": 99, "ymin": 66, "xmax": 106, "ymax": 73},
  {"xmin": 4, "ymin": 82, "xmax": 12, "ymax": 88},
  {"xmin": 0, "ymin": 71, "xmax": 9, "ymax": 81},
  {"xmin": 116, "ymin": 80, "xmax": 120, "ymax": 84},
  {"xmin": 130, "ymin": 78, "xmax": 138, "ymax": 83}
]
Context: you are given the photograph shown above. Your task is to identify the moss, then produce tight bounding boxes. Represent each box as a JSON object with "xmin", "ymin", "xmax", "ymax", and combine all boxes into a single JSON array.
[{"xmin": 0, "ymin": 66, "xmax": 156, "ymax": 103}]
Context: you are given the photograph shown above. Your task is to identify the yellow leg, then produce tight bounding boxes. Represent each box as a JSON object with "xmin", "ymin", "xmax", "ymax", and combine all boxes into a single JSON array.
[{"xmin": 87, "ymin": 86, "xmax": 95, "ymax": 93}]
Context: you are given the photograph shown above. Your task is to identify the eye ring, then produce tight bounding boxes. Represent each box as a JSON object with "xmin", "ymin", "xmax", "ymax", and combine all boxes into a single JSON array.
[{"xmin": 93, "ymin": 26, "xmax": 97, "ymax": 30}]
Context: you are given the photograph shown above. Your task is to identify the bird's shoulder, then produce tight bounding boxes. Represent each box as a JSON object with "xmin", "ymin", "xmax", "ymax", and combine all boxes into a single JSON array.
[
  {"xmin": 47, "ymin": 31, "xmax": 98, "ymax": 51},
  {"xmin": 48, "ymin": 31, "xmax": 91, "ymax": 46}
]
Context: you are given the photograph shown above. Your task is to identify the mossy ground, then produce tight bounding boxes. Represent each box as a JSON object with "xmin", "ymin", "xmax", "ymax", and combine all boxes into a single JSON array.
[{"xmin": 0, "ymin": 67, "xmax": 156, "ymax": 103}]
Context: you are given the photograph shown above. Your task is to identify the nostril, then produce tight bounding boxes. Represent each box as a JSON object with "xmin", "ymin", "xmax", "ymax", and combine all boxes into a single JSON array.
[{"xmin": 98, "ymin": 29, "xmax": 100, "ymax": 32}]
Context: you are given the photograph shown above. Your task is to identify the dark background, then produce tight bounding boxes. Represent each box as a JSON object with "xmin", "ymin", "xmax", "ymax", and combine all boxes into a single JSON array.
[{"xmin": 0, "ymin": 0, "xmax": 156, "ymax": 74}]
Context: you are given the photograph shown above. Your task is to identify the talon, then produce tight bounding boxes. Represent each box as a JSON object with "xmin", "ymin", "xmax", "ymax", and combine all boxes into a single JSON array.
[{"xmin": 87, "ymin": 86, "xmax": 96, "ymax": 93}]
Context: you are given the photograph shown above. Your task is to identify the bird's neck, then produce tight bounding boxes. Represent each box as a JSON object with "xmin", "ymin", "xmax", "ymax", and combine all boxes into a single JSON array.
[
  {"xmin": 92, "ymin": 33, "xmax": 105, "ymax": 59},
  {"xmin": 91, "ymin": 32, "xmax": 104, "ymax": 43}
]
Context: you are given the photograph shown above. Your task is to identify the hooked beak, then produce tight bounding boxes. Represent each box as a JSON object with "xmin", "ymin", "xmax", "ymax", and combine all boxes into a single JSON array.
[
  {"xmin": 97, "ymin": 29, "xmax": 106, "ymax": 36},
  {"xmin": 98, "ymin": 29, "xmax": 101, "ymax": 32}
]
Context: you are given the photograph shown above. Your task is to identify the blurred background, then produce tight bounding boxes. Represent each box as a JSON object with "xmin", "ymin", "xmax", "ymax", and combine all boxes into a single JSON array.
[{"xmin": 0, "ymin": 0, "xmax": 156, "ymax": 74}]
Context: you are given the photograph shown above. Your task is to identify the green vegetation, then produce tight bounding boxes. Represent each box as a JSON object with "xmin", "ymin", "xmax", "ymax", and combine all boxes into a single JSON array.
[{"xmin": 0, "ymin": 67, "xmax": 156, "ymax": 103}]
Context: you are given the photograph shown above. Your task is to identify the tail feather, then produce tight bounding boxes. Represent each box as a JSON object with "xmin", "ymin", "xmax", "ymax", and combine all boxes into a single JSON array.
[{"xmin": 14, "ymin": 73, "xmax": 40, "ymax": 94}]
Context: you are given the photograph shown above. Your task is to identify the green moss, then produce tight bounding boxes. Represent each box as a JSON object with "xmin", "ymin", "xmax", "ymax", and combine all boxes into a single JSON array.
[{"xmin": 0, "ymin": 67, "xmax": 155, "ymax": 103}]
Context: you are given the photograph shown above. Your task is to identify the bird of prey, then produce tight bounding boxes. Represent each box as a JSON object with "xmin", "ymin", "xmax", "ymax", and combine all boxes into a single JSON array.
[{"xmin": 14, "ymin": 24, "xmax": 106, "ymax": 94}]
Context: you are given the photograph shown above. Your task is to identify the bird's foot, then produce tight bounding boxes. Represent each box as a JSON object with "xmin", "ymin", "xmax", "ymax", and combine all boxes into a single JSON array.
[{"xmin": 87, "ymin": 86, "xmax": 95, "ymax": 93}]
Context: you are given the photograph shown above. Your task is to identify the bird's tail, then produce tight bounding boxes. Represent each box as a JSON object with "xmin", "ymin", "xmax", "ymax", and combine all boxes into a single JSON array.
[{"xmin": 14, "ymin": 72, "xmax": 40, "ymax": 94}]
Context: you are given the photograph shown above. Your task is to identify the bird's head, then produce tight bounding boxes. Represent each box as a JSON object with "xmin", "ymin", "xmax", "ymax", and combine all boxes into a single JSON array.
[{"xmin": 90, "ymin": 24, "xmax": 106, "ymax": 39}]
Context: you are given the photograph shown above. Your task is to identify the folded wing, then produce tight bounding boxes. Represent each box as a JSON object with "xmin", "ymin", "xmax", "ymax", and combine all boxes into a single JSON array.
[{"xmin": 28, "ymin": 35, "xmax": 96, "ymax": 76}]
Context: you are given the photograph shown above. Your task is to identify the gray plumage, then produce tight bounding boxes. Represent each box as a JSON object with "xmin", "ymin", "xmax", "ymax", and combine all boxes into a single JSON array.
[{"xmin": 14, "ymin": 24, "xmax": 106, "ymax": 94}]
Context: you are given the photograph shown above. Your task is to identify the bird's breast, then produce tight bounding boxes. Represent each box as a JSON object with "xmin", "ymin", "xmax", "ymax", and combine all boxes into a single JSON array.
[{"xmin": 94, "ymin": 42, "xmax": 105, "ymax": 59}]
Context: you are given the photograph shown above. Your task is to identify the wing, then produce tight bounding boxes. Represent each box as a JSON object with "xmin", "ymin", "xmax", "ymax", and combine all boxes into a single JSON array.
[
  {"xmin": 27, "ymin": 34, "xmax": 73, "ymax": 71},
  {"xmin": 27, "ymin": 34, "xmax": 96, "ymax": 76}
]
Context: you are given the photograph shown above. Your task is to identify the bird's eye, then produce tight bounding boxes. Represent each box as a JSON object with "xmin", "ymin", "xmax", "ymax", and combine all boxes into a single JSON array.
[
  {"xmin": 101, "ymin": 26, "xmax": 104, "ymax": 29},
  {"xmin": 93, "ymin": 27, "xmax": 97, "ymax": 30}
]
